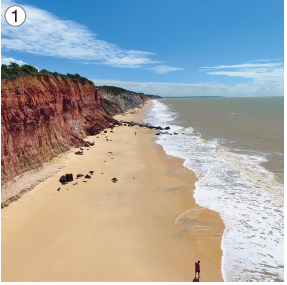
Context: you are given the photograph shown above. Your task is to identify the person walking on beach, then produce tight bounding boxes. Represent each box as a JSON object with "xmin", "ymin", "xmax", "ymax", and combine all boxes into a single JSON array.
[
  {"xmin": 195, "ymin": 260, "xmax": 200, "ymax": 279},
  {"xmin": 135, "ymin": 131, "xmax": 136, "ymax": 136}
]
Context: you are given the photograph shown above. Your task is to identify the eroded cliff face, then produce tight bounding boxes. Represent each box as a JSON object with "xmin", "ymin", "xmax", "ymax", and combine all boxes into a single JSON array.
[
  {"xmin": 99, "ymin": 88, "xmax": 147, "ymax": 116},
  {"xmin": 1, "ymin": 75, "xmax": 115, "ymax": 185}
]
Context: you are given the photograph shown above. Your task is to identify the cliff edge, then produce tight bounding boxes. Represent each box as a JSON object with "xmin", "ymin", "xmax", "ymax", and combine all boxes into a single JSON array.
[{"xmin": 1, "ymin": 75, "xmax": 116, "ymax": 186}]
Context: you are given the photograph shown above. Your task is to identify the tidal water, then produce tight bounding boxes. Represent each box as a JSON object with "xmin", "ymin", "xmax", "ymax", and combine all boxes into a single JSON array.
[{"xmin": 143, "ymin": 97, "xmax": 284, "ymax": 282}]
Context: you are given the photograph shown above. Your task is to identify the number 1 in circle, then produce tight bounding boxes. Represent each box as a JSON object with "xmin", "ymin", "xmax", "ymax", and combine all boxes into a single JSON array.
[{"xmin": 12, "ymin": 9, "xmax": 17, "ymax": 22}]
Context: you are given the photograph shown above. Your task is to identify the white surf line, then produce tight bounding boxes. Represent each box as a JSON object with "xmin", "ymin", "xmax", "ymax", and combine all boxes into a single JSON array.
[{"xmin": 174, "ymin": 206, "xmax": 203, "ymax": 225}]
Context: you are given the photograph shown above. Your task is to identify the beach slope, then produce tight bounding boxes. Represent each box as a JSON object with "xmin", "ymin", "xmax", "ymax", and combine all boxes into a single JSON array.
[{"xmin": 1, "ymin": 102, "xmax": 224, "ymax": 282}]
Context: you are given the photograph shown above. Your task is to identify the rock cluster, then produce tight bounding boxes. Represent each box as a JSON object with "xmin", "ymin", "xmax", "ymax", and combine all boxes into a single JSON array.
[
  {"xmin": 59, "ymin": 173, "xmax": 74, "ymax": 184},
  {"xmin": 57, "ymin": 171, "xmax": 94, "ymax": 190}
]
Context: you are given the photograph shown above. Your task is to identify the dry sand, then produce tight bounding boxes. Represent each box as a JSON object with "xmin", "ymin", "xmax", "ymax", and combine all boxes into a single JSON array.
[{"xmin": 1, "ymin": 101, "xmax": 224, "ymax": 282}]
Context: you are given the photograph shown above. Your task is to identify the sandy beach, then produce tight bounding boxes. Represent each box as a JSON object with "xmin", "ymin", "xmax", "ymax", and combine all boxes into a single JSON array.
[{"xmin": 1, "ymin": 101, "xmax": 224, "ymax": 282}]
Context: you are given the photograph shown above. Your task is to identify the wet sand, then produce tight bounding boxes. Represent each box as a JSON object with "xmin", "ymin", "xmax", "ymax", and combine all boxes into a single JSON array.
[{"xmin": 1, "ymin": 101, "xmax": 224, "ymax": 282}]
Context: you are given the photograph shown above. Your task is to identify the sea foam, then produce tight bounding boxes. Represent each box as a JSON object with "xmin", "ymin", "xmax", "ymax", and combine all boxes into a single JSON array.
[{"xmin": 144, "ymin": 100, "xmax": 284, "ymax": 282}]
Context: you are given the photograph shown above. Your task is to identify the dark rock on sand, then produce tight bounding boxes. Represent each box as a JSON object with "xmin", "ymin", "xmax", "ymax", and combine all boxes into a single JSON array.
[
  {"xmin": 111, "ymin": 177, "xmax": 118, "ymax": 183},
  {"xmin": 85, "ymin": 175, "xmax": 91, "ymax": 179},
  {"xmin": 89, "ymin": 171, "xmax": 94, "ymax": 174},
  {"xmin": 59, "ymin": 175, "xmax": 67, "ymax": 183},
  {"xmin": 77, "ymin": 174, "xmax": 84, "ymax": 178},
  {"xmin": 65, "ymin": 173, "xmax": 73, "ymax": 182},
  {"xmin": 57, "ymin": 187, "xmax": 61, "ymax": 191},
  {"xmin": 84, "ymin": 141, "xmax": 95, "ymax": 147}
]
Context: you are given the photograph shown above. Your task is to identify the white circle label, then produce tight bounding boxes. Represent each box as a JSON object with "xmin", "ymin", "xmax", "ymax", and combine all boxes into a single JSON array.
[{"xmin": 5, "ymin": 5, "xmax": 26, "ymax": 27}]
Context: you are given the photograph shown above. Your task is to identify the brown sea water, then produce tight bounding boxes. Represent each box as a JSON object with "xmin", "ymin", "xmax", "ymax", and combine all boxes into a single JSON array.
[
  {"xmin": 163, "ymin": 97, "xmax": 283, "ymax": 184},
  {"xmin": 144, "ymin": 97, "xmax": 284, "ymax": 281}
]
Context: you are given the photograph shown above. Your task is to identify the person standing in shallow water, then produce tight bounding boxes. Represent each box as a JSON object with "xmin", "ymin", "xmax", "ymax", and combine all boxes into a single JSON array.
[{"xmin": 195, "ymin": 260, "xmax": 200, "ymax": 279}]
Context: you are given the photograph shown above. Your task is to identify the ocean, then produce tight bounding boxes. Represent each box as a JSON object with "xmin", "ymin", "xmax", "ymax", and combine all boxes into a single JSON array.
[{"xmin": 143, "ymin": 97, "xmax": 284, "ymax": 282}]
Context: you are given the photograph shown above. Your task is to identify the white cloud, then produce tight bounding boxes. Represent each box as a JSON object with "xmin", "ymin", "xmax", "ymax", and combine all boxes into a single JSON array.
[
  {"xmin": 247, "ymin": 59, "xmax": 281, "ymax": 63},
  {"xmin": 1, "ymin": 56, "xmax": 27, "ymax": 66},
  {"xmin": 147, "ymin": 65, "xmax": 184, "ymax": 74},
  {"xmin": 1, "ymin": 0, "xmax": 181, "ymax": 73},
  {"xmin": 199, "ymin": 60, "xmax": 284, "ymax": 95},
  {"xmin": 1, "ymin": 56, "xmax": 39, "ymax": 70},
  {"xmin": 91, "ymin": 75, "xmax": 283, "ymax": 97},
  {"xmin": 200, "ymin": 62, "xmax": 282, "ymax": 70},
  {"xmin": 90, "ymin": 60, "xmax": 283, "ymax": 97},
  {"xmin": 200, "ymin": 61, "xmax": 283, "ymax": 80}
]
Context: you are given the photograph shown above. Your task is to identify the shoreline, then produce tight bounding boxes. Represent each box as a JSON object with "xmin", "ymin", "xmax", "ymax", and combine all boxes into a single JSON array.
[
  {"xmin": 116, "ymin": 101, "xmax": 225, "ymax": 280},
  {"xmin": 2, "ymin": 100, "xmax": 224, "ymax": 282}
]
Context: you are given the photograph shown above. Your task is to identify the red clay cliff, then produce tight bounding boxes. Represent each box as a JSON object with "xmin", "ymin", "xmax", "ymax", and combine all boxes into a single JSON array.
[{"xmin": 1, "ymin": 75, "xmax": 115, "ymax": 185}]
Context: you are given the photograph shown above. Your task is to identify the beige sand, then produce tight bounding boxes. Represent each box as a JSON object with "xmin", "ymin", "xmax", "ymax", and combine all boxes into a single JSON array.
[{"xmin": 1, "ymin": 101, "xmax": 224, "ymax": 282}]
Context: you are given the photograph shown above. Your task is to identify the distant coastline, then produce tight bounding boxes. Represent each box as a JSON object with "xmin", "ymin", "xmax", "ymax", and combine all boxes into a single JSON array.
[{"xmin": 162, "ymin": 96, "xmax": 223, "ymax": 98}]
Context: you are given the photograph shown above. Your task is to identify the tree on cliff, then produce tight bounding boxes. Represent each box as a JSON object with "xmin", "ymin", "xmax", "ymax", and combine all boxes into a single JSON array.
[{"xmin": 1, "ymin": 62, "xmax": 24, "ymax": 79}]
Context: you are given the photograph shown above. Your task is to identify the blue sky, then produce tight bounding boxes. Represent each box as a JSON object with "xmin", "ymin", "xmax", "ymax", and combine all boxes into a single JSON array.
[{"xmin": 1, "ymin": 0, "xmax": 284, "ymax": 97}]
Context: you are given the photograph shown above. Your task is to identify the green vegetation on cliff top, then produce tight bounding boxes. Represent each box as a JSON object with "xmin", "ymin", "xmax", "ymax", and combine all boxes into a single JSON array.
[
  {"xmin": 99, "ymin": 85, "xmax": 135, "ymax": 94},
  {"xmin": 1, "ymin": 63, "xmax": 161, "ymax": 98},
  {"xmin": 1, "ymin": 63, "xmax": 93, "ymax": 84},
  {"xmin": 99, "ymin": 85, "xmax": 161, "ymax": 98}
]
